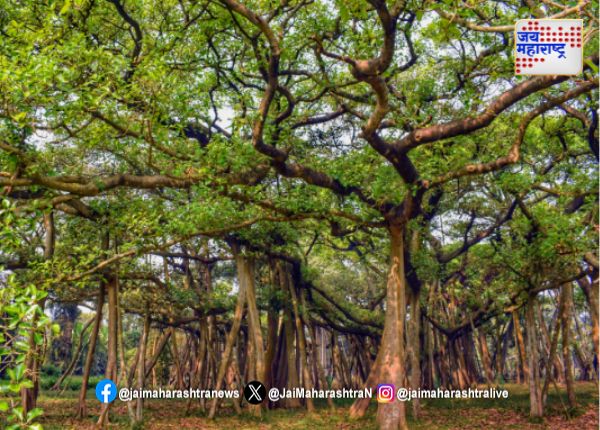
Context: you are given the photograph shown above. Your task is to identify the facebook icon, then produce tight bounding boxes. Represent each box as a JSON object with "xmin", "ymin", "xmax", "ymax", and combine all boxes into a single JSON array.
[{"xmin": 95, "ymin": 379, "xmax": 117, "ymax": 403}]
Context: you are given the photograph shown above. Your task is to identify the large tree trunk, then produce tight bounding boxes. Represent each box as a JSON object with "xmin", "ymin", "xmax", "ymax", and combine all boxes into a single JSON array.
[
  {"xmin": 526, "ymin": 294, "xmax": 543, "ymax": 418},
  {"xmin": 237, "ymin": 252, "xmax": 265, "ymax": 416},
  {"xmin": 350, "ymin": 224, "xmax": 408, "ymax": 430},
  {"xmin": 97, "ymin": 276, "xmax": 119, "ymax": 428},
  {"xmin": 76, "ymin": 286, "xmax": 105, "ymax": 419}
]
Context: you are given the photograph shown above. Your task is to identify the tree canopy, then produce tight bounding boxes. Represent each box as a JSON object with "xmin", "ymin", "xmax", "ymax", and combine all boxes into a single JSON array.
[{"xmin": 0, "ymin": 1, "xmax": 598, "ymax": 429}]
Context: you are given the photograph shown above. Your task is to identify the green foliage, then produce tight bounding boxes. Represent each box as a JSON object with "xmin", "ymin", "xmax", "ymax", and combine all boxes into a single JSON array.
[{"xmin": 1, "ymin": 200, "xmax": 54, "ymax": 429}]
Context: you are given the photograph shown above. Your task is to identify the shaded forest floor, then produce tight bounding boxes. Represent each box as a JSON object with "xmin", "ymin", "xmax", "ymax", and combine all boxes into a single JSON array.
[{"xmin": 37, "ymin": 382, "xmax": 598, "ymax": 429}]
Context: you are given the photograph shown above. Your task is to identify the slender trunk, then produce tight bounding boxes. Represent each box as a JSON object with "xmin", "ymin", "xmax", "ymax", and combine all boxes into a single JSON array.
[
  {"xmin": 578, "ymin": 274, "xmax": 599, "ymax": 377},
  {"xmin": 542, "ymin": 292, "xmax": 564, "ymax": 405},
  {"xmin": 145, "ymin": 329, "xmax": 172, "ymax": 380},
  {"xmin": 171, "ymin": 332, "xmax": 184, "ymax": 389},
  {"xmin": 208, "ymin": 270, "xmax": 247, "ymax": 419},
  {"xmin": 537, "ymin": 301, "xmax": 564, "ymax": 382},
  {"xmin": 338, "ymin": 338, "xmax": 352, "ymax": 388},
  {"xmin": 560, "ymin": 283, "xmax": 576, "ymax": 408},
  {"xmin": 230, "ymin": 344, "xmax": 243, "ymax": 415},
  {"xmin": 264, "ymin": 260, "xmax": 280, "ymax": 393},
  {"xmin": 127, "ymin": 342, "xmax": 141, "ymax": 388},
  {"xmin": 117, "ymin": 296, "xmax": 127, "ymax": 385},
  {"xmin": 477, "ymin": 329, "xmax": 494, "ymax": 384},
  {"xmin": 52, "ymin": 317, "xmax": 94, "ymax": 391},
  {"xmin": 272, "ymin": 316, "xmax": 289, "ymax": 401},
  {"xmin": 572, "ymin": 311, "xmax": 592, "ymax": 380},
  {"xmin": 279, "ymin": 262, "xmax": 301, "ymax": 408},
  {"xmin": 408, "ymin": 288, "xmax": 421, "ymax": 418},
  {"xmin": 331, "ymin": 333, "xmax": 344, "ymax": 389},
  {"xmin": 76, "ymin": 287, "xmax": 105, "ymax": 419},
  {"xmin": 303, "ymin": 291, "xmax": 335, "ymax": 411},
  {"xmin": 287, "ymin": 271, "xmax": 315, "ymax": 413},
  {"xmin": 21, "ymin": 212, "xmax": 54, "ymax": 415},
  {"xmin": 436, "ymin": 330, "xmax": 449, "ymax": 388},
  {"xmin": 151, "ymin": 336, "xmax": 158, "ymax": 388},
  {"xmin": 452, "ymin": 338, "xmax": 469, "ymax": 388},
  {"xmin": 187, "ymin": 324, "xmax": 207, "ymax": 412},
  {"xmin": 526, "ymin": 294, "xmax": 543, "ymax": 418},
  {"xmin": 135, "ymin": 309, "xmax": 151, "ymax": 422},
  {"xmin": 350, "ymin": 224, "xmax": 408, "ymax": 430},
  {"xmin": 97, "ymin": 276, "xmax": 119, "ymax": 428},
  {"xmin": 426, "ymin": 322, "xmax": 436, "ymax": 388},
  {"xmin": 513, "ymin": 311, "xmax": 529, "ymax": 383},
  {"xmin": 264, "ymin": 309, "xmax": 278, "ymax": 390},
  {"xmin": 494, "ymin": 319, "xmax": 511, "ymax": 381}
]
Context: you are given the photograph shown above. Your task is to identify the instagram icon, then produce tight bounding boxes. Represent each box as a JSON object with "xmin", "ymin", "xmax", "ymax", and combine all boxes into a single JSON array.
[{"xmin": 376, "ymin": 384, "xmax": 395, "ymax": 403}]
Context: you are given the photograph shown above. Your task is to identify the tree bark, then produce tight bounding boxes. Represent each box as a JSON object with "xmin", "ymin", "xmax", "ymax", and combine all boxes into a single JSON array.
[
  {"xmin": 97, "ymin": 275, "xmax": 119, "ymax": 428},
  {"xmin": 350, "ymin": 224, "xmax": 408, "ymax": 430},
  {"xmin": 477, "ymin": 328, "xmax": 494, "ymax": 384},
  {"xmin": 279, "ymin": 262, "xmax": 302, "ymax": 408},
  {"xmin": 542, "ymin": 291, "xmax": 564, "ymax": 405},
  {"xmin": 513, "ymin": 311, "xmax": 529, "ymax": 384},
  {"xmin": 135, "ymin": 308, "xmax": 151, "ymax": 422},
  {"xmin": 560, "ymin": 283, "xmax": 576, "ymax": 408},
  {"xmin": 287, "ymin": 271, "xmax": 315, "ymax": 413},
  {"xmin": 52, "ymin": 317, "xmax": 94, "ymax": 391},
  {"xmin": 578, "ymin": 273, "xmax": 599, "ymax": 376},
  {"xmin": 237, "ymin": 252, "xmax": 265, "ymax": 415},
  {"xmin": 303, "ymin": 292, "xmax": 335, "ymax": 410},
  {"xmin": 526, "ymin": 294, "xmax": 543, "ymax": 418},
  {"xmin": 144, "ymin": 328, "xmax": 172, "ymax": 380},
  {"xmin": 76, "ymin": 286, "xmax": 105, "ymax": 419},
  {"xmin": 208, "ymin": 266, "xmax": 247, "ymax": 419},
  {"xmin": 408, "ymin": 288, "xmax": 421, "ymax": 418}
]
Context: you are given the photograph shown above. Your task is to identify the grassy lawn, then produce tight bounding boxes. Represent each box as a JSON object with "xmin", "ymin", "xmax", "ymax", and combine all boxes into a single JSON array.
[{"xmin": 35, "ymin": 382, "xmax": 598, "ymax": 429}]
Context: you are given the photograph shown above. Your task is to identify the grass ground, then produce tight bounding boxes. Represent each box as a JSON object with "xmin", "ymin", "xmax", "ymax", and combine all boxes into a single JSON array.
[{"xmin": 35, "ymin": 382, "xmax": 598, "ymax": 429}]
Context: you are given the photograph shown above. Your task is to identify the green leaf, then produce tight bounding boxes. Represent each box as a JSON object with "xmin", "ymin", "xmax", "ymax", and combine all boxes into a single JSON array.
[
  {"xmin": 27, "ymin": 407, "xmax": 44, "ymax": 422},
  {"xmin": 11, "ymin": 406, "xmax": 24, "ymax": 421},
  {"xmin": 13, "ymin": 363, "xmax": 25, "ymax": 381},
  {"xmin": 51, "ymin": 324, "xmax": 60, "ymax": 335},
  {"xmin": 60, "ymin": 0, "xmax": 72, "ymax": 15}
]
